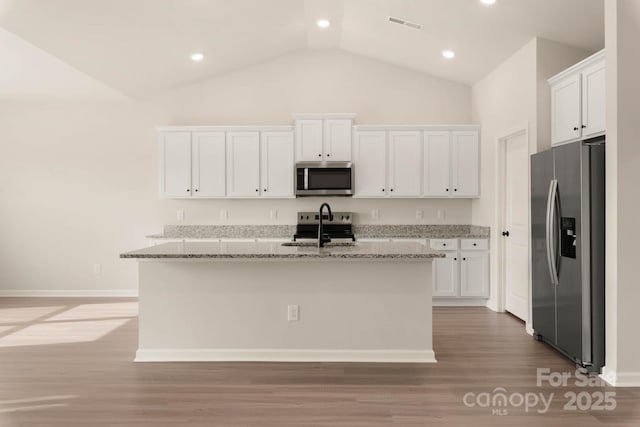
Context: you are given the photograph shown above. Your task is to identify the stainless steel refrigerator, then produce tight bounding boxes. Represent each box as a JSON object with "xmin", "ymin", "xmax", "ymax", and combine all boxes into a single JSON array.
[{"xmin": 531, "ymin": 138, "xmax": 605, "ymax": 373}]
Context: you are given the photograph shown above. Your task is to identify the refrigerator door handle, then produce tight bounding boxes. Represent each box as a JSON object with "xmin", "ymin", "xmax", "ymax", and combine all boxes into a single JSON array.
[
  {"xmin": 549, "ymin": 179, "xmax": 560, "ymax": 286},
  {"xmin": 545, "ymin": 180, "xmax": 555, "ymax": 285}
]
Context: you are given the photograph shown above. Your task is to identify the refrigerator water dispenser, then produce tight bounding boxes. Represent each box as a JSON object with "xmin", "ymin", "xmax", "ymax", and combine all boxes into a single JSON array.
[{"xmin": 561, "ymin": 217, "xmax": 577, "ymax": 258}]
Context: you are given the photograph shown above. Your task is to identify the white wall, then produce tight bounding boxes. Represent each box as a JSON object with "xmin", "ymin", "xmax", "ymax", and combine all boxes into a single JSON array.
[
  {"xmin": 0, "ymin": 49, "xmax": 472, "ymax": 293},
  {"xmin": 602, "ymin": 0, "xmax": 640, "ymax": 387},
  {"xmin": 471, "ymin": 38, "xmax": 589, "ymax": 315}
]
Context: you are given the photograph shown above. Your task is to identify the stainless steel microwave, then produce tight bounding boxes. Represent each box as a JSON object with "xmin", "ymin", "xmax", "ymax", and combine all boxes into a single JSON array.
[{"xmin": 295, "ymin": 162, "xmax": 354, "ymax": 197}]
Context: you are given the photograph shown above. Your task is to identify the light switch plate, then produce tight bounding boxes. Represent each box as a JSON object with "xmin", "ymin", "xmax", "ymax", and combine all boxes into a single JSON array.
[
  {"xmin": 287, "ymin": 305, "xmax": 299, "ymax": 322},
  {"xmin": 416, "ymin": 210, "xmax": 423, "ymax": 220},
  {"xmin": 177, "ymin": 209, "xmax": 184, "ymax": 221},
  {"xmin": 220, "ymin": 209, "xmax": 228, "ymax": 220},
  {"xmin": 371, "ymin": 209, "xmax": 379, "ymax": 220},
  {"xmin": 270, "ymin": 209, "xmax": 278, "ymax": 220},
  {"xmin": 437, "ymin": 209, "xmax": 446, "ymax": 220}
]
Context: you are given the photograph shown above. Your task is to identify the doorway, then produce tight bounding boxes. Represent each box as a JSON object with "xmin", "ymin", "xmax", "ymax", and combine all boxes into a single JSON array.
[{"xmin": 499, "ymin": 127, "xmax": 530, "ymax": 323}]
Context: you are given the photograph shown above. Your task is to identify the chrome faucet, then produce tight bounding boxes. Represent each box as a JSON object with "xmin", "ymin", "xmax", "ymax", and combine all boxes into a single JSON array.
[{"xmin": 317, "ymin": 203, "xmax": 333, "ymax": 248}]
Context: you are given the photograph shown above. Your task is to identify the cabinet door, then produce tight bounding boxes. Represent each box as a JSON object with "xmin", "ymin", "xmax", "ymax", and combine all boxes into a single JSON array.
[
  {"xmin": 324, "ymin": 119, "xmax": 352, "ymax": 161},
  {"xmin": 260, "ymin": 131, "xmax": 294, "ymax": 198},
  {"xmin": 581, "ymin": 61, "xmax": 606, "ymax": 138},
  {"xmin": 451, "ymin": 131, "xmax": 479, "ymax": 197},
  {"xmin": 353, "ymin": 131, "xmax": 387, "ymax": 198},
  {"xmin": 192, "ymin": 132, "xmax": 226, "ymax": 198},
  {"xmin": 460, "ymin": 251, "xmax": 489, "ymax": 297},
  {"xmin": 295, "ymin": 119, "xmax": 323, "ymax": 161},
  {"xmin": 388, "ymin": 131, "xmax": 422, "ymax": 197},
  {"xmin": 226, "ymin": 132, "xmax": 260, "ymax": 197},
  {"xmin": 159, "ymin": 131, "xmax": 191, "ymax": 198},
  {"xmin": 432, "ymin": 253, "xmax": 459, "ymax": 297},
  {"xmin": 551, "ymin": 74, "xmax": 581, "ymax": 145},
  {"xmin": 423, "ymin": 131, "xmax": 451, "ymax": 197}
]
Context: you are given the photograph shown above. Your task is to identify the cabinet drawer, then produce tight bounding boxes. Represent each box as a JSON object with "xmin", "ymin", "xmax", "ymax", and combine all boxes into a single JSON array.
[
  {"xmin": 429, "ymin": 239, "xmax": 458, "ymax": 251},
  {"xmin": 460, "ymin": 239, "xmax": 488, "ymax": 250}
]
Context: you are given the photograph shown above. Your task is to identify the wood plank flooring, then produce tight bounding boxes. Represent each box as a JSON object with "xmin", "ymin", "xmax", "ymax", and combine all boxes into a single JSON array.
[{"xmin": 0, "ymin": 298, "xmax": 638, "ymax": 426}]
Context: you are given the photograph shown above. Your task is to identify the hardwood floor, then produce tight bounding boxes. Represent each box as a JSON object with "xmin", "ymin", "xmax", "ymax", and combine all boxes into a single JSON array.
[{"xmin": 0, "ymin": 298, "xmax": 638, "ymax": 426}]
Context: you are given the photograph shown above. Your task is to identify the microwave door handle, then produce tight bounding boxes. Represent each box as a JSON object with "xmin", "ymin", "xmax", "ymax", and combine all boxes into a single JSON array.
[{"xmin": 304, "ymin": 169, "xmax": 309, "ymax": 190}]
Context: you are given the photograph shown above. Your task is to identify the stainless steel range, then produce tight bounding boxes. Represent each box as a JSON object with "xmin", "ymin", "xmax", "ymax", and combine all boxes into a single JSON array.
[{"xmin": 293, "ymin": 211, "xmax": 355, "ymax": 241}]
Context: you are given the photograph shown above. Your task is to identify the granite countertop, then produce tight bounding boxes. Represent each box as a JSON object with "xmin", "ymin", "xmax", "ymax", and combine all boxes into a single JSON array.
[
  {"xmin": 146, "ymin": 224, "xmax": 490, "ymax": 240},
  {"xmin": 120, "ymin": 241, "xmax": 444, "ymax": 260}
]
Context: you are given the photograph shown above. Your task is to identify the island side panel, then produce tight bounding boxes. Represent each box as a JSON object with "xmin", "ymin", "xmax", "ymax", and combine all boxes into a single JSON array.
[{"xmin": 137, "ymin": 259, "xmax": 434, "ymax": 362}]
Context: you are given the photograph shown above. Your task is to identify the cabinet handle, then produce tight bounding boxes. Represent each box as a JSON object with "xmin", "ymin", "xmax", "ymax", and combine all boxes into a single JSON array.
[
  {"xmin": 454, "ymin": 257, "xmax": 457, "ymax": 261},
  {"xmin": 473, "ymin": 243, "xmax": 477, "ymax": 246},
  {"xmin": 264, "ymin": 189, "xmax": 267, "ymax": 192},
  {"xmin": 443, "ymin": 243, "xmax": 446, "ymax": 247},
  {"xmin": 195, "ymin": 189, "xmax": 199, "ymax": 192},
  {"xmin": 255, "ymin": 189, "xmax": 259, "ymax": 192},
  {"xmin": 327, "ymin": 154, "xmax": 330, "ymax": 157},
  {"xmin": 463, "ymin": 257, "xmax": 466, "ymax": 261},
  {"xmin": 581, "ymin": 125, "xmax": 587, "ymax": 129},
  {"xmin": 318, "ymin": 154, "xmax": 322, "ymax": 157},
  {"xmin": 573, "ymin": 127, "xmax": 579, "ymax": 131},
  {"xmin": 454, "ymin": 189, "xmax": 457, "ymax": 192},
  {"xmin": 382, "ymin": 189, "xmax": 385, "ymax": 192},
  {"xmin": 446, "ymin": 188, "xmax": 449, "ymax": 192},
  {"xmin": 390, "ymin": 189, "xmax": 394, "ymax": 192},
  {"xmin": 186, "ymin": 189, "xmax": 190, "ymax": 192}
]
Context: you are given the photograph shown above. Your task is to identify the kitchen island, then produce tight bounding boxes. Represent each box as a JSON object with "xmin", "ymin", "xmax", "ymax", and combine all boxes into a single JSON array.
[{"xmin": 121, "ymin": 241, "xmax": 443, "ymax": 363}]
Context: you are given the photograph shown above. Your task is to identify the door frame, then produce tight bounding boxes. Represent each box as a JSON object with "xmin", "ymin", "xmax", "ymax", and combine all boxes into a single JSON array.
[{"xmin": 496, "ymin": 123, "xmax": 533, "ymax": 334}]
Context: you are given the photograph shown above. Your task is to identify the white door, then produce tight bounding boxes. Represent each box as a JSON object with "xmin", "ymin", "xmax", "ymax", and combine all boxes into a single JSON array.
[
  {"xmin": 451, "ymin": 131, "xmax": 479, "ymax": 197},
  {"xmin": 261, "ymin": 131, "xmax": 294, "ymax": 198},
  {"xmin": 551, "ymin": 74, "xmax": 581, "ymax": 145},
  {"xmin": 503, "ymin": 132, "xmax": 530, "ymax": 320},
  {"xmin": 192, "ymin": 132, "xmax": 226, "ymax": 198},
  {"xmin": 423, "ymin": 131, "xmax": 451, "ymax": 197},
  {"xmin": 226, "ymin": 132, "xmax": 260, "ymax": 197},
  {"xmin": 432, "ymin": 253, "xmax": 459, "ymax": 297},
  {"xmin": 353, "ymin": 131, "xmax": 387, "ymax": 198},
  {"xmin": 581, "ymin": 61, "xmax": 606, "ymax": 138},
  {"xmin": 460, "ymin": 251, "xmax": 489, "ymax": 297},
  {"xmin": 324, "ymin": 119, "xmax": 352, "ymax": 161},
  {"xmin": 160, "ymin": 131, "xmax": 191, "ymax": 198},
  {"xmin": 295, "ymin": 119, "xmax": 323, "ymax": 161},
  {"xmin": 388, "ymin": 131, "xmax": 422, "ymax": 197}
]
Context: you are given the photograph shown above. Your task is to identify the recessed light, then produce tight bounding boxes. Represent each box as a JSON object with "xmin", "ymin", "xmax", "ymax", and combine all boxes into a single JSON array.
[
  {"xmin": 316, "ymin": 19, "xmax": 331, "ymax": 29},
  {"xmin": 480, "ymin": 0, "xmax": 496, "ymax": 5},
  {"xmin": 190, "ymin": 53, "xmax": 204, "ymax": 62},
  {"xmin": 442, "ymin": 50, "xmax": 455, "ymax": 59}
]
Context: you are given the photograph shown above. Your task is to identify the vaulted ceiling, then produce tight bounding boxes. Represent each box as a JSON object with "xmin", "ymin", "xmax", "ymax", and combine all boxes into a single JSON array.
[{"xmin": 0, "ymin": 0, "xmax": 604, "ymax": 100}]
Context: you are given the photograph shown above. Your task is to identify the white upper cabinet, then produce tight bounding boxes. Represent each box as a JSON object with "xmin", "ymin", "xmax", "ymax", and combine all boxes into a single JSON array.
[
  {"xmin": 226, "ymin": 132, "xmax": 261, "ymax": 198},
  {"xmin": 581, "ymin": 60, "xmax": 606, "ymax": 138},
  {"xmin": 550, "ymin": 50, "xmax": 605, "ymax": 146},
  {"xmin": 451, "ymin": 131, "xmax": 480, "ymax": 197},
  {"xmin": 192, "ymin": 132, "xmax": 226, "ymax": 198},
  {"xmin": 324, "ymin": 119, "xmax": 352, "ymax": 161},
  {"xmin": 160, "ymin": 131, "xmax": 192, "ymax": 198},
  {"xmin": 388, "ymin": 131, "xmax": 422, "ymax": 197},
  {"xmin": 260, "ymin": 131, "xmax": 294, "ymax": 198},
  {"xmin": 353, "ymin": 131, "xmax": 387, "ymax": 197},
  {"xmin": 423, "ymin": 131, "xmax": 451, "ymax": 197},
  {"xmin": 295, "ymin": 114, "xmax": 355, "ymax": 162},
  {"xmin": 295, "ymin": 119, "xmax": 323, "ymax": 161},
  {"xmin": 551, "ymin": 74, "xmax": 582, "ymax": 145}
]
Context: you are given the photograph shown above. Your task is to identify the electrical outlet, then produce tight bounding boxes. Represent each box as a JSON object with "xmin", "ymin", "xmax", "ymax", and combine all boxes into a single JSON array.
[
  {"xmin": 177, "ymin": 209, "xmax": 184, "ymax": 221},
  {"xmin": 371, "ymin": 209, "xmax": 379, "ymax": 220},
  {"xmin": 220, "ymin": 209, "xmax": 228, "ymax": 221},
  {"xmin": 287, "ymin": 305, "xmax": 299, "ymax": 322},
  {"xmin": 93, "ymin": 263, "xmax": 102, "ymax": 276},
  {"xmin": 416, "ymin": 210, "xmax": 423, "ymax": 220},
  {"xmin": 270, "ymin": 209, "xmax": 278, "ymax": 220},
  {"xmin": 437, "ymin": 209, "xmax": 446, "ymax": 220}
]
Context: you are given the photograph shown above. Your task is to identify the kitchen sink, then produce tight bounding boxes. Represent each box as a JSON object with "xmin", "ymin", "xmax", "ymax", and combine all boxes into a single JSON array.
[{"xmin": 281, "ymin": 241, "xmax": 357, "ymax": 247}]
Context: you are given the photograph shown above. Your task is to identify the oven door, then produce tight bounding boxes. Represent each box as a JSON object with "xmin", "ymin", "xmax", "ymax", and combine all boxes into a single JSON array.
[{"xmin": 296, "ymin": 162, "xmax": 353, "ymax": 196}]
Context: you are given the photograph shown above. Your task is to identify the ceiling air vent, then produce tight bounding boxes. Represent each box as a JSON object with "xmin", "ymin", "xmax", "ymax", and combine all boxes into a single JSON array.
[{"xmin": 387, "ymin": 16, "xmax": 423, "ymax": 30}]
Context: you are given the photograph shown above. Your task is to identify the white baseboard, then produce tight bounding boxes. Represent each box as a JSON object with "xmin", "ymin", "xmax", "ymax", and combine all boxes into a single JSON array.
[
  {"xmin": 135, "ymin": 348, "xmax": 437, "ymax": 363},
  {"xmin": 433, "ymin": 298, "xmax": 488, "ymax": 307},
  {"xmin": 0, "ymin": 289, "xmax": 138, "ymax": 298},
  {"xmin": 600, "ymin": 367, "xmax": 640, "ymax": 387}
]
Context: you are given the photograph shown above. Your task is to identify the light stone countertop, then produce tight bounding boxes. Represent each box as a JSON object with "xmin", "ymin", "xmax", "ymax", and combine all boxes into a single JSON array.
[{"xmin": 120, "ymin": 241, "xmax": 445, "ymax": 260}]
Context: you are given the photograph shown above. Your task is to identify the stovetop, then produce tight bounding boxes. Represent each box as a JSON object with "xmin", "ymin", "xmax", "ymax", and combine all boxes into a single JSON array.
[{"xmin": 293, "ymin": 211, "xmax": 355, "ymax": 241}]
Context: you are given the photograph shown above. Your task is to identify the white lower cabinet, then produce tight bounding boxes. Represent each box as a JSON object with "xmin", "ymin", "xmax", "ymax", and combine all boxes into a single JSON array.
[{"xmin": 431, "ymin": 238, "xmax": 489, "ymax": 302}]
